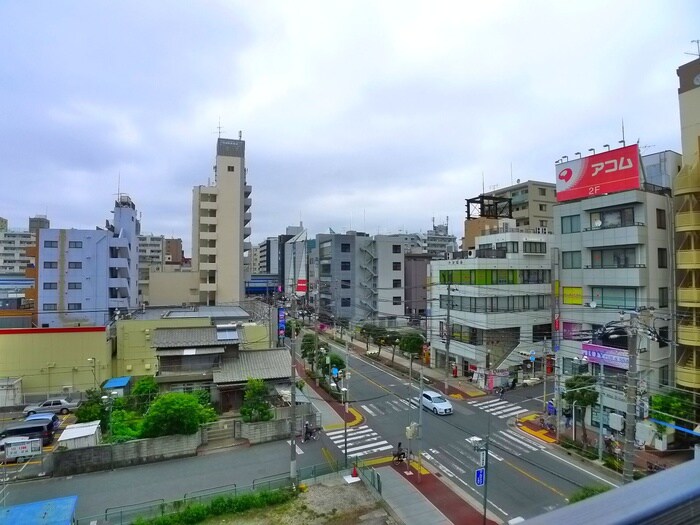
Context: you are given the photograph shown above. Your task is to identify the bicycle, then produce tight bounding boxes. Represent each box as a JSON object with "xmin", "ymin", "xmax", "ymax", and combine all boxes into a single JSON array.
[
  {"xmin": 301, "ymin": 426, "xmax": 321, "ymax": 443},
  {"xmin": 392, "ymin": 449, "xmax": 413, "ymax": 465}
]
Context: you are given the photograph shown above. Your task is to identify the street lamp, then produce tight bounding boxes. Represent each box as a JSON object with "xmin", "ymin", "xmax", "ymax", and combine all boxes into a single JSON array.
[
  {"xmin": 87, "ymin": 357, "xmax": 97, "ymax": 390},
  {"xmin": 575, "ymin": 152, "xmax": 581, "ymax": 159},
  {"xmin": 101, "ymin": 391, "xmax": 118, "ymax": 469},
  {"xmin": 588, "ymin": 148, "xmax": 596, "ymax": 155}
]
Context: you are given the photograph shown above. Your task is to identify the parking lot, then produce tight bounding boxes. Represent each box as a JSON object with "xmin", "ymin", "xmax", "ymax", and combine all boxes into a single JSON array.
[{"xmin": 0, "ymin": 412, "xmax": 76, "ymax": 479}]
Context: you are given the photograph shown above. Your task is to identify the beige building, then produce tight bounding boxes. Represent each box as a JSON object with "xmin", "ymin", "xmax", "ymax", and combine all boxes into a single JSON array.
[
  {"xmin": 485, "ymin": 180, "xmax": 557, "ymax": 231},
  {"xmin": 192, "ymin": 138, "xmax": 252, "ymax": 305},
  {"xmin": 675, "ymin": 57, "xmax": 700, "ymax": 391}
]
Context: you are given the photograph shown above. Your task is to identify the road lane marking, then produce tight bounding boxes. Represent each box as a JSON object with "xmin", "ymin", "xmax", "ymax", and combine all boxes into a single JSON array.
[
  {"xmin": 502, "ymin": 458, "xmax": 568, "ymax": 498},
  {"xmin": 361, "ymin": 404, "xmax": 376, "ymax": 416},
  {"xmin": 499, "ymin": 408, "xmax": 528, "ymax": 419},
  {"xmin": 541, "ymin": 450, "xmax": 619, "ymax": 488}
]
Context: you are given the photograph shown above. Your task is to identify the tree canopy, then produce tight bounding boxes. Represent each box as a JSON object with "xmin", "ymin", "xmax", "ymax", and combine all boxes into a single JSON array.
[
  {"xmin": 563, "ymin": 375, "xmax": 598, "ymax": 446},
  {"xmin": 240, "ymin": 378, "xmax": 273, "ymax": 423},
  {"xmin": 650, "ymin": 392, "xmax": 694, "ymax": 432},
  {"xmin": 141, "ymin": 392, "xmax": 216, "ymax": 437}
]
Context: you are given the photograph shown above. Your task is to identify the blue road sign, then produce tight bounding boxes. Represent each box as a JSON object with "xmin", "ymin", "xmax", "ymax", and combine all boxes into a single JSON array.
[
  {"xmin": 475, "ymin": 467, "xmax": 485, "ymax": 486},
  {"xmin": 332, "ymin": 367, "xmax": 339, "ymax": 378},
  {"xmin": 529, "ymin": 355, "xmax": 536, "ymax": 362}
]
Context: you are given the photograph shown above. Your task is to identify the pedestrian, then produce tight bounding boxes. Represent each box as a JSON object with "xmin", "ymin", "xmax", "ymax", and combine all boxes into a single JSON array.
[
  {"xmin": 511, "ymin": 377, "xmax": 517, "ymax": 390},
  {"xmin": 499, "ymin": 387, "xmax": 505, "ymax": 400}
]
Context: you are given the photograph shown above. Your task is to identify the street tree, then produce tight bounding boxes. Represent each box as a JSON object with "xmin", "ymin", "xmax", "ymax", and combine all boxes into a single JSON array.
[
  {"xmin": 75, "ymin": 388, "xmax": 109, "ymax": 429},
  {"xmin": 385, "ymin": 330, "xmax": 401, "ymax": 365},
  {"xmin": 563, "ymin": 375, "xmax": 598, "ymax": 448},
  {"xmin": 371, "ymin": 327, "xmax": 388, "ymax": 358},
  {"xmin": 650, "ymin": 391, "xmax": 694, "ymax": 434},
  {"xmin": 240, "ymin": 378, "xmax": 273, "ymax": 423},
  {"xmin": 300, "ymin": 333, "xmax": 319, "ymax": 372},
  {"xmin": 360, "ymin": 323, "xmax": 377, "ymax": 353},
  {"xmin": 141, "ymin": 392, "xmax": 216, "ymax": 437},
  {"xmin": 318, "ymin": 352, "xmax": 346, "ymax": 377},
  {"xmin": 399, "ymin": 332, "xmax": 424, "ymax": 364}
]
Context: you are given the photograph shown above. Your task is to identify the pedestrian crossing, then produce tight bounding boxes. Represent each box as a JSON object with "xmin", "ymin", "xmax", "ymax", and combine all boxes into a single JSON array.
[
  {"xmin": 325, "ymin": 425, "xmax": 393, "ymax": 458},
  {"xmin": 466, "ymin": 398, "xmax": 529, "ymax": 419},
  {"xmin": 360, "ymin": 397, "xmax": 420, "ymax": 417}
]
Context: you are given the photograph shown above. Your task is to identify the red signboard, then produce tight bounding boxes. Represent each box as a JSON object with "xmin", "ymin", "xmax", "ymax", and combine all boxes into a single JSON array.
[
  {"xmin": 295, "ymin": 279, "xmax": 307, "ymax": 293},
  {"xmin": 555, "ymin": 144, "xmax": 641, "ymax": 202}
]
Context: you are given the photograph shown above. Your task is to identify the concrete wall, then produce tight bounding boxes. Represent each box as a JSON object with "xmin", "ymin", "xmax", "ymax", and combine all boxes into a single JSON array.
[
  {"xmin": 52, "ymin": 430, "xmax": 202, "ymax": 476},
  {"xmin": 148, "ymin": 270, "xmax": 199, "ymax": 307},
  {"xmin": 241, "ymin": 411, "xmax": 319, "ymax": 444}
]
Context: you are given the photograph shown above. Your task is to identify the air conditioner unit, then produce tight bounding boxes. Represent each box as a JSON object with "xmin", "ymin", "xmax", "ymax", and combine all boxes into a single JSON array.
[
  {"xmin": 467, "ymin": 250, "xmax": 476, "ymax": 259},
  {"xmin": 535, "ymin": 227, "xmax": 548, "ymax": 234}
]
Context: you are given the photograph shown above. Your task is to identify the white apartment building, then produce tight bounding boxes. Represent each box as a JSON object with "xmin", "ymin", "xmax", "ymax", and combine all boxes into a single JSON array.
[
  {"xmin": 428, "ymin": 221, "xmax": 552, "ymax": 387},
  {"xmin": 554, "ymin": 184, "xmax": 674, "ymax": 436},
  {"xmin": 0, "ymin": 230, "xmax": 34, "ymax": 274},
  {"xmin": 37, "ymin": 196, "xmax": 140, "ymax": 327},
  {"xmin": 191, "ymin": 138, "xmax": 252, "ymax": 305}
]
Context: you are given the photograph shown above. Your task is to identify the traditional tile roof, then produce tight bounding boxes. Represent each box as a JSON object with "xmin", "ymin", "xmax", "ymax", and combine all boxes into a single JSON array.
[
  {"xmin": 152, "ymin": 326, "xmax": 239, "ymax": 348},
  {"xmin": 213, "ymin": 349, "xmax": 291, "ymax": 384}
]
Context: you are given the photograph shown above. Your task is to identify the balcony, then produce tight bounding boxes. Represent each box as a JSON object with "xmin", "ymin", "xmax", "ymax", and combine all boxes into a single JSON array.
[
  {"xmin": 244, "ymin": 211, "xmax": 252, "ymax": 223},
  {"xmin": 199, "ymin": 231, "xmax": 217, "ymax": 241},
  {"xmin": 581, "ymin": 224, "xmax": 646, "ymax": 248},
  {"xmin": 677, "ymin": 250, "xmax": 700, "ymax": 269},
  {"xmin": 199, "ymin": 247, "xmax": 216, "ymax": 256},
  {"xmin": 200, "ymin": 200, "xmax": 217, "ymax": 210},
  {"xmin": 109, "ymin": 298, "xmax": 129, "ymax": 309},
  {"xmin": 677, "ymin": 324, "xmax": 700, "ymax": 346},
  {"xmin": 675, "ymin": 211, "xmax": 700, "ymax": 232},
  {"xmin": 199, "ymin": 282, "xmax": 217, "ymax": 292},
  {"xmin": 678, "ymin": 287, "xmax": 700, "ymax": 306},
  {"xmin": 109, "ymin": 258, "xmax": 129, "ymax": 269},
  {"xmin": 244, "ymin": 184, "xmax": 252, "ymax": 197},
  {"xmin": 676, "ymin": 364, "xmax": 700, "ymax": 389},
  {"xmin": 199, "ymin": 262, "xmax": 217, "ymax": 271},
  {"xmin": 200, "ymin": 216, "xmax": 217, "ymax": 226},
  {"xmin": 244, "ymin": 197, "xmax": 252, "ymax": 209},
  {"xmin": 109, "ymin": 277, "xmax": 129, "ymax": 291},
  {"xmin": 243, "ymin": 226, "xmax": 251, "ymax": 238},
  {"xmin": 582, "ymin": 265, "xmax": 648, "ymax": 287},
  {"xmin": 243, "ymin": 241, "xmax": 252, "ymax": 251}
]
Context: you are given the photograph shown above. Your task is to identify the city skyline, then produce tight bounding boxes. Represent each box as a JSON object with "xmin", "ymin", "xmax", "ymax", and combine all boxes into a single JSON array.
[{"xmin": 1, "ymin": 2, "xmax": 698, "ymax": 255}]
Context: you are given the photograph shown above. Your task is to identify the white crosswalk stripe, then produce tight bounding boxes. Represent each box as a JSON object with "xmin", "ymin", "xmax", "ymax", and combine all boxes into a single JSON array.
[
  {"xmin": 325, "ymin": 425, "xmax": 393, "ymax": 458},
  {"xmin": 467, "ymin": 398, "xmax": 529, "ymax": 419}
]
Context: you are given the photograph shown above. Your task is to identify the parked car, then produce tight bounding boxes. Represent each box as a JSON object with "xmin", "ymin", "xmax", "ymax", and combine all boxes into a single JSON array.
[
  {"xmin": 0, "ymin": 420, "xmax": 54, "ymax": 445},
  {"xmin": 25, "ymin": 413, "xmax": 61, "ymax": 431},
  {"xmin": 421, "ymin": 390, "xmax": 453, "ymax": 415},
  {"xmin": 23, "ymin": 398, "xmax": 81, "ymax": 416},
  {"xmin": 0, "ymin": 436, "xmax": 33, "ymax": 463}
]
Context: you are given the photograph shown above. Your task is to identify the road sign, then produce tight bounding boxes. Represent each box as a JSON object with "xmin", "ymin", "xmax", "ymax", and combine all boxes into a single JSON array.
[
  {"xmin": 479, "ymin": 450, "xmax": 486, "ymax": 467},
  {"xmin": 529, "ymin": 356, "xmax": 536, "ymax": 362},
  {"xmin": 475, "ymin": 467, "xmax": 485, "ymax": 486},
  {"xmin": 5, "ymin": 438, "xmax": 42, "ymax": 460},
  {"xmin": 529, "ymin": 350, "xmax": 536, "ymax": 356}
]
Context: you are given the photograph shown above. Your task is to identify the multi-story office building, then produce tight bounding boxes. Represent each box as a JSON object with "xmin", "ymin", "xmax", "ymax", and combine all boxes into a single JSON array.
[
  {"xmin": 164, "ymin": 238, "xmax": 183, "ymax": 264},
  {"xmin": 314, "ymin": 232, "xmax": 410, "ymax": 327},
  {"xmin": 0, "ymin": 217, "xmax": 7, "ymax": 232},
  {"xmin": 28, "ymin": 215, "xmax": 50, "ymax": 237},
  {"xmin": 425, "ymin": 220, "xmax": 457, "ymax": 259},
  {"xmin": 554, "ymin": 145, "xmax": 674, "ymax": 441},
  {"xmin": 191, "ymin": 138, "xmax": 252, "ymax": 305},
  {"xmin": 138, "ymin": 235, "xmax": 165, "ymax": 267},
  {"xmin": 485, "ymin": 180, "xmax": 557, "ymax": 230},
  {"xmin": 37, "ymin": 195, "xmax": 140, "ymax": 327},
  {"xmin": 404, "ymin": 252, "xmax": 432, "ymax": 325},
  {"xmin": 675, "ymin": 56, "xmax": 700, "ymax": 392},
  {"xmin": 428, "ymin": 221, "xmax": 552, "ymax": 384}
]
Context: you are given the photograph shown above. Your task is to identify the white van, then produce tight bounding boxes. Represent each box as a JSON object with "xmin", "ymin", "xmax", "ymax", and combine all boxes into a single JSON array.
[{"xmin": 421, "ymin": 390, "xmax": 453, "ymax": 415}]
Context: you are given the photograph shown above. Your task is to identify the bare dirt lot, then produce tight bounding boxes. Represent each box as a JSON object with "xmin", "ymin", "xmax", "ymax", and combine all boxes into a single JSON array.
[{"xmin": 200, "ymin": 478, "xmax": 398, "ymax": 525}]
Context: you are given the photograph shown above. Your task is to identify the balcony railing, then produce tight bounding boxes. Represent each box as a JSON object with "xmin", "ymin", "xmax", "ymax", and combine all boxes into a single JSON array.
[{"xmin": 582, "ymin": 222, "xmax": 645, "ymax": 232}]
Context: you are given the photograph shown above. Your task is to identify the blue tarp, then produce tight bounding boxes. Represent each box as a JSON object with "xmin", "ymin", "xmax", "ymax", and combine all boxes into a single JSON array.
[
  {"xmin": 103, "ymin": 376, "xmax": 132, "ymax": 389},
  {"xmin": 0, "ymin": 495, "xmax": 78, "ymax": 524}
]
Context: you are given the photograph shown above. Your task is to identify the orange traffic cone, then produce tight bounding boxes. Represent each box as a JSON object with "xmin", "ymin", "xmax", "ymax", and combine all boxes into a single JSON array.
[{"xmin": 352, "ymin": 464, "xmax": 358, "ymax": 477}]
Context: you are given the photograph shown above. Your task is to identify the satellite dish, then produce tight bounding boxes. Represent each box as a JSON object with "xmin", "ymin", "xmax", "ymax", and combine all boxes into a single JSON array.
[{"xmin": 589, "ymin": 301, "xmax": 597, "ymax": 309}]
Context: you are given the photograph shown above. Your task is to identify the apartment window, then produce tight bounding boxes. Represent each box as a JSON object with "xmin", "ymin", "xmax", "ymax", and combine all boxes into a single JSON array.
[
  {"xmin": 590, "ymin": 207, "xmax": 634, "ymax": 229},
  {"xmin": 43, "ymin": 240, "xmax": 58, "ymax": 248},
  {"xmin": 539, "ymin": 188, "xmax": 546, "ymax": 196},
  {"xmin": 591, "ymin": 287, "xmax": 637, "ymax": 309},
  {"xmin": 68, "ymin": 241, "xmax": 83, "ymax": 248},
  {"xmin": 340, "ymin": 261, "xmax": 351, "ymax": 271},
  {"xmin": 496, "ymin": 242, "xmax": 518, "ymax": 253},
  {"xmin": 43, "ymin": 261, "xmax": 58, "ymax": 269},
  {"xmin": 68, "ymin": 262, "xmax": 82, "ymax": 269},
  {"xmin": 539, "ymin": 204, "xmax": 547, "ymax": 212},
  {"xmin": 341, "ymin": 298, "xmax": 351, "ymax": 307},
  {"xmin": 561, "ymin": 215, "xmax": 581, "ymax": 234},
  {"xmin": 659, "ymin": 287, "xmax": 668, "ymax": 308},
  {"xmin": 591, "ymin": 247, "xmax": 636, "ymax": 268},
  {"xmin": 67, "ymin": 303, "xmax": 82, "ymax": 311},
  {"xmin": 43, "ymin": 282, "xmax": 58, "ymax": 290},
  {"xmin": 227, "ymin": 166, "xmax": 234, "ymax": 172},
  {"xmin": 341, "ymin": 279, "xmax": 351, "ymax": 289},
  {"xmin": 393, "ymin": 296, "xmax": 401, "ymax": 305},
  {"xmin": 523, "ymin": 242, "xmax": 546, "ymax": 254},
  {"xmin": 43, "ymin": 303, "xmax": 57, "ymax": 311},
  {"xmin": 393, "ymin": 262, "xmax": 401, "ymax": 271},
  {"xmin": 659, "ymin": 365, "xmax": 669, "ymax": 386},
  {"xmin": 392, "ymin": 244, "xmax": 401, "ymax": 254},
  {"xmin": 562, "ymin": 251, "xmax": 582, "ymax": 269},
  {"xmin": 539, "ymin": 220, "xmax": 548, "ymax": 227},
  {"xmin": 341, "ymin": 243, "xmax": 351, "ymax": 252},
  {"xmin": 658, "ymin": 326, "xmax": 669, "ymax": 348},
  {"xmin": 656, "ymin": 209, "xmax": 666, "ymax": 229},
  {"xmin": 658, "ymin": 248, "xmax": 668, "ymax": 268},
  {"xmin": 393, "ymin": 279, "xmax": 402, "ymax": 288},
  {"xmin": 68, "ymin": 282, "xmax": 82, "ymax": 290}
]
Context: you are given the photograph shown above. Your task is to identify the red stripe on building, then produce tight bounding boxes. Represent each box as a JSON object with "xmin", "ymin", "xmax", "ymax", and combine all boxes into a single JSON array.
[{"xmin": 0, "ymin": 326, "xmax": 106, "ymax": 335}]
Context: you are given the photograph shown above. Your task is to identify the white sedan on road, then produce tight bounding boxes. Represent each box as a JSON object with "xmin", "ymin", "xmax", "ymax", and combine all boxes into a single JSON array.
[{"xmin": 421, "ymin": 391, "xmax": 453, "ymax": 415}]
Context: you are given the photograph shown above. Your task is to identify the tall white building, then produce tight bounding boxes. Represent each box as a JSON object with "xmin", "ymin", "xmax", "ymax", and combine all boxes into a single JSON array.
[
  {"xmin": 192, "ymin": 138, "xmax": 252, "ymax": 305},
  {"xmin": 428, "ymin": 220, "xmax": 552, "ymax": 385},
  {"xmin": 0, "ymin": 230, "xmax": 34, "ymax": 274},
  {"xmin": 37, "ymin": 196, "xmax": 140, "ymax": 327}
]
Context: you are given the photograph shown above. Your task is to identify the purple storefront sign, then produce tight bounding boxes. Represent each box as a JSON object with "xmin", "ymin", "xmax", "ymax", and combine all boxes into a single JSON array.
[{"xmin": 581, "ymin": 343, "xmax": 629, "ymax": 370}]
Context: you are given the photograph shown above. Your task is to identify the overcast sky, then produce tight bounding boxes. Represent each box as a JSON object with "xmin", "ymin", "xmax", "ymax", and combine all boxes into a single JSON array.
[{"xmin": 2, "ymin": 1, "xmax": 699, "ymax": 256}]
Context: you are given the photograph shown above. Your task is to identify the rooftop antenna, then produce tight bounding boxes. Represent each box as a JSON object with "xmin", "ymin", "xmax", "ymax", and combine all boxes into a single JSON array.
[
  {"xmin": 621, "ymin": 118, "xmax": 626, "ymax": 146},
  {"xmin": 215, "ymin": 118, "xmax": 225, "ymax": 138},
  {"xmin": 510, "ymin": 162, "xmax": 513, "ymax": 185},
  {"xmin": 239, "ymin": 130, "xmax": 242, "ymax": 140},
  {"xmin": 685, "ymin": 39, "xmax": 700, "ymax": 57},
  {"xmin": 482, "ymin": 172, "xmax": 485, "ymax": 195}
]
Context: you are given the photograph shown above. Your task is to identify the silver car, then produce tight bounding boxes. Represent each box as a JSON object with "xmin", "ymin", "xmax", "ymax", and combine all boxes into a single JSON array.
[
  {"xmin": 23, "ymin": 398, "xmax": 80, "ymax": 416},
  {"xmin": 421, "ymin": 390, "xmax": 453, "ymax": 415}
]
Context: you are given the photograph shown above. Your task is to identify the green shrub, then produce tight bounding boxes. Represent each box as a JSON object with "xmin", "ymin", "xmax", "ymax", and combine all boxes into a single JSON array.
[{"xmin": 569, "ymin": 485, "xmax": 611, "ymax": 504}]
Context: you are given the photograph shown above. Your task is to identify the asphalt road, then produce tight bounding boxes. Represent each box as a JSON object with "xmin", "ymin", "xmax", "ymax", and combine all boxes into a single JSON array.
[
  {"xmin": 322, "ymin": 340, "xmax": 619, "ymax": 523},
  {"xmin": 5, "ymin": 438, "xmax": 330, "ymax": 520}
]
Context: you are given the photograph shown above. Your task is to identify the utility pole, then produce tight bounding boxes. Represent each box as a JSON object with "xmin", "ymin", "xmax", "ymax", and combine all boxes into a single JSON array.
[
  {"xmin": 622, "ymin": 313, "xmax": 638, "ymax": 484},
  {"xmin": 597, "ymin": 362, "xmax": 606, "ymax": 462},
  {"xmin": 289, "ymin": 324, "xmax": 297, "ymax": 484},
  {"xmin": 542, "ymin": 337, "xmax": 548, "ymax": 412},
  {"xmin": 444, "ymin": 275, "xmax": 452, "ymax": 393},
  {"xmin": 418, "ymin": 350, "xmax": 424, "ymax": 483},
  {"xmin": 343, "ymin": 340, "xmax": 350, "ymax": 469}
]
